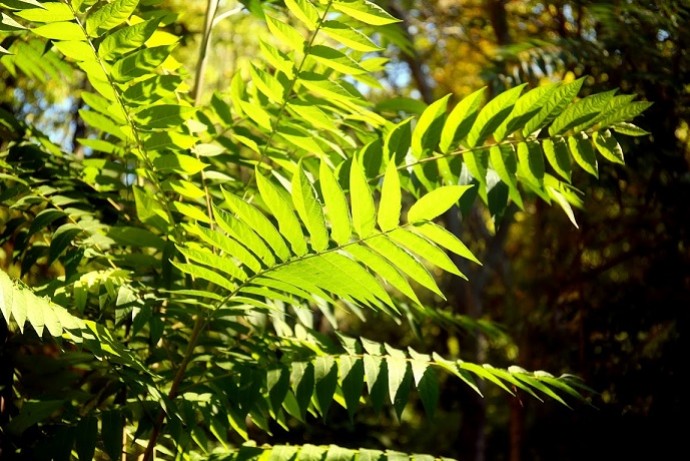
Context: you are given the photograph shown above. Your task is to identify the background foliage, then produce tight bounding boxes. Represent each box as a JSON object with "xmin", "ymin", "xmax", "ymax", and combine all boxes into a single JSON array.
[{"xmin": 0, "ymin": 1, "xmax": 684, "ymax": 461}]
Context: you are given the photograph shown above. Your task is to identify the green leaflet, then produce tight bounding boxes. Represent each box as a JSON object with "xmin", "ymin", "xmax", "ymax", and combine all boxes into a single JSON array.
[
  {"xmin": 77, "ymin": 59, "xmax": 117, "ymax": 100},
  {"xmin": 98, "ymin": 18, "xmax": 161, "ymax": 60},
  {"xmin": 27, "ymin": 208, "xmax": 65, "ymax": 238},
  {"xmin": 338, "ymin": 355, "xmax": 365, "ymax": 420},
  {"xmin": 489, "ymin": 144, "xmax": 523, "ymax": 209},
  {"xmin": 385, "ymin": 117, "xmax": 413, "ymax": 163},
  {"xmin": 133, "ymin": 186, "xmax": 170, "ymax": 231},
  {"xmin": 309, "ymin": 45, "xmax": 367, "ymax": 75},
  {"xmin": 363, "ymin": 354, "xmax": 387, "ymax": 412},
  {"xmin": 413, "ymin": 223, "xmax": 480, "ymax": 264},
  {"xmin": 612, "ymin": 122, "xmax": 650, "ymax": 137},
  {"xmin": 53, "ymin": 40, "xmax": 92, "ymax": 61},
  {"xmin": 85, "ymin": 0, "xmax": 138, "ymax": 37},
  {"xmin": 108, "ymin": 226, "xmax": 165, "ymax": 250},
  {"xmin": 259, "ymin": 39, "xmax": 294, "ymax": 78},
  {"xmin": 213, "ymin": 205, "xmax": 277, "ymax": 267},
  {"xmin": 439, "ymin": 87, "xmax": 485, "ymax": 153},
  {"xmin": 459, "ymin": 362, "xmax": 513, "ymax": 394},
  {"xmin": 290, "ymin": 362, "xmax": 315, "ymax": 419},
  {"xmin": 277, "ymin": 122, "xmax": 326, "ymax": 155},
  {"xmin": 542, "ymin": 137, "xmax": 572, "ymax": 182},
  {"xmin": 314, "ymin": 356, "xmax": 338, "ymax": 417},
  {"xmin": 256, "ymin": 170, "xmax": 308, "ymax": 256},
  {"xmin": 597, "ymin": 101, "xmax": 653, "ymax": 129},
  {"xmin": 222, "ymin": 189, "xmax": 292, "ymax": 262},
  {"xmin": 407, "ymin": 185, "xmax": 472, "ymax": 223},
  {"xmin": 244, "ymin": 279, "xmax": 316, "ymax": 305},
  {"xmin": 16, "ymin": 3, "xmax": 73, "ymax": 22},
  {"xmin": 494, "ymin": 83, "xmax": 558, "ymax": 141},
  {"xmin": 321, "ymin": 20, "xmax": 381, "ymax": 52},
  {"xmin": 387, "ymin": 352, "xmax": 411, "ymax": 419},
  {"xmin": 378, "ymin": 161, "xmax": 402, "ymax": 232},
  {"xmin": 516, "ymin": 141, "xmax": 545, "ymax": 191},
  {"xmin": 319, "ymin": 160, "xmax": 352, "ymax": 245},
  {"xmin": 170, "ymin": 201, "xmax": 211, "ymax": 224},
  {"xmin": 573, "ymin": 94, "xmax": 635, "ymax": 133},
  {"xmin": 346, "ymin": 245, "xmax": 420, "ymax": 306},
  {"xmin": 568, "ymin": 133, "xmax": 598, "ymax": 177},
  {"xmin": 408, "ymin": 348, "xmax": 439, "ymax": 417},
  {"xmin": 546, "ymin": 182, "xmax": 578, "ymax": 228},
  {"xmin": 462, "ymin": 148, "xmax": 489, "ymax": 200},
  {"xmin": 270, "ymin": 252, "xmax": 392, "ymax": 307},
  {"xmin": 366, "ymin": 234, "xmax": 443, "ymax": 297},
  {"xmin": 411, "ymin": 94, "xmax": 450, "ymax": 157},
  {"xmin": 592, "ymin": 130, "xmax": 625, "ymax": 164},
  {"xmin": 265, "ymin": 15, "xmax": 304, "ymax": 51},
  {"xmin": 49, "ymin": 223, "xmax": 82, "ymax": 264},
  {"xmin": 81, "ymin": 91, "xmax": 126, "ymax": 124},
  {"xmin": 111, "ymin": 45, "xmax": 173, "ymax": 83},
  {"xmin": 166, "ymin": 179, "xmax": 205, "ymax": 199},
  {"xmin": 287, "ymin": 102, "xmax": 340, "ymax": 136},
  {"xmin": 177, "ymin": 244, "xmax": 248, "ymax": 281},
  {"xmin": 350, "ymin": 159, "xmax": 376, "ymax": 238},
  {"xmin": 292, "ymin": 165, "xmax": 330, "ymax": 252},
  {"xmin": 332, "ymin": 0, "xmax": 400, "ymax": 26},
  {"xmin": 241, "ymin": 100, "xmax": 273, "ymax": 132},
  {"xmin": 250, "ymin": 65, "xmax": 285, "ymax": 104},
  {"xmin": 389, "ymin": 228, "xmax": 464, "ymax": 279},
  {"xmin": 432, "ymin": 352, "xmax": 482, "ymax": 397},
  {"xmin": 121, "ymin": 74, "xmax": 181, "ymax": 106},
  {"xmin": 79, "ymin": 109, "xmax": 127, "ymax": 140},
  {"xmin": 267, "ymin": 367, "xmax": 290, "ymax": 414},
  {"xmin": 466, "ymin": 84, "xmax": 525, "ymax": 147},
  {"xmin": 285, "ymin": 0, "xmax": 319, "ymax": 30},
  {"xmin": 549, "ymin": 89, "xmax": 616, "ymax": 136},
  {"xmin": 172, "ymin": 261, "xmax": 236, "ymax": 292},
  {"xmin": 1, "ymin": 271, "xmax": 76, "ymax": 336},
  {"xmin": 299, "ymin": 73, "xmax": 362, "ymax": 104},
  {"xmin": 134, "ymin": 104, "xmax": 196, "ymax": 129},
  {"xmin": 523, "ymin": 77, "xmax": 585, "ymax": 136},
  {"xmin": 32, "ymin": 21, "xmax": 86, "ymax": 41},
  {"xmin": 153, "ymin": 153, "xmax": 207, "ymax": 175}
]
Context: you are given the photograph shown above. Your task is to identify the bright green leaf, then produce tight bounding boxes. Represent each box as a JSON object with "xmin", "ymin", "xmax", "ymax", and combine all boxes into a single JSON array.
[
  {"xmin": 350, "ymin": 159, "xmax": 376, "ymax": 238},
  {"xmin": 332, "ymin": 0, "xmax": 400, "ymax": 25},
  {"xmin": 411, "ymin": 94, "xmax": 450, "ymax": 157},
  {"xmin": 439, "ymin": 87, "xmax": 485, "ymax": 153},
  {"xmin": 407, "ymin": 185, "xmax": 472, "ymax": 223},
  {"xmin": 85, "ymin": 0, "xmax": 138, "ymax": 37},
  {"xmin": 32, "ymin": 21, "xmax": 87, "ymax": 41}
]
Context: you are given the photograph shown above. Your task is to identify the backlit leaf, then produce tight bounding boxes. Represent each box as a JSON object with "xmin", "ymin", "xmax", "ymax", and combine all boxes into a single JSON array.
[
  {"xmin": 332, "ymin": 0, "xmax": 400, "ymax": 25},
  {"xmin": 440, "ymin": 87, "xmax": 485, "ymax": 152},
  {"xmin": 85, "ymin": 0, "xmax": 138, "ymax": 37},
  {"xmin": 411, "ymin": 94, "xmax": 450, "ymax": 157},
  {"xmin": 319, "ymin": 161, "xmax": 351, "ymax": 245},
  {"xmin": 32, "ymin": 21, "xmax": 86, "ymax": 40},
  {"xmin": 350, "ymin": 159, "xmax": 376, "ymax": 238},
  {"xmin": 407, "ymin": 185, "xmax": 472, "ymax": 223},
  {"xmin": 292, "ymin": 165, "xmax": 329, "ymax": 252}
]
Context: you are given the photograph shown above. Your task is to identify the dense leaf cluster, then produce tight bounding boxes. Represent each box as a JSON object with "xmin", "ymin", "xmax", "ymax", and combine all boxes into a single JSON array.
[{"xmin": 0, "ymin": 0, "xmax": 648, "ymax": 459}]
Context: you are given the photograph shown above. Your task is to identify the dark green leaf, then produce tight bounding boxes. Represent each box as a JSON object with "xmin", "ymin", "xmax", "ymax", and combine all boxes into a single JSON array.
[
  {"xmin": 75, "ymin": 416, "xmax": 98, "ymax": 461},
  {"xmin": 101, "ymin": 410, "xmax": 123, "ymax": 461},
  {"xmin": 49, "ymin": 223, "xmax": 81, "ymax": 264}
]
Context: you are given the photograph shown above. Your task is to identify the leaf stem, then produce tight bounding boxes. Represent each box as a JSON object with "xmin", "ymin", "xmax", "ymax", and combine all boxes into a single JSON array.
[{"xmin": 141, "ymin": 314, "xmax": 207, "ymax": 461}]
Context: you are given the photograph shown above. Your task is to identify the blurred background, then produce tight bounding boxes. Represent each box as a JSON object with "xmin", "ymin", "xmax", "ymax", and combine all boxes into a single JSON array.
[{"xmin": 2, "ymin": 1, "xmax": 688, "ymax": 460}]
